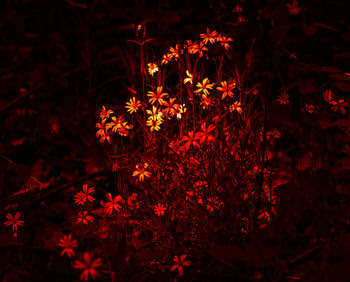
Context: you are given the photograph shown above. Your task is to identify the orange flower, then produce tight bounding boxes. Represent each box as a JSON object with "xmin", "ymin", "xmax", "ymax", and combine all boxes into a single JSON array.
[
  {"xmin": 276, "ymin": 92, "xmax": 290, "ymax": 105},
  {"xmin": 183, "ymin": 70, "xmax": 193, "ymax": 84},
  {"xmin": 73, "ymin": 252, "xmax": 102, "ymax": 281},
  {"xmin": 161, "ymin": 53, "xmax": 172, "ymax": 65},
  {"xmin": 200, "ymin": 28, "xmax": 218, "ymax": 44},
  {"xmin": 182, "ymin": 131, "xmax": 200, "ymax": 151},
  {"xmin": 4, "ymin": 212, "xmax": 24, "ymax": 232},
  {"xmin": 197, "ymin": 42, "xmax": 208, "ymax": 58},
  {"xmin": 146, "ymin": 116, "xmax": 163, "ymax": 132},
  {"xmin": 76, "ymin": 211, "xmax": 94, "ymax": 224},
  {"xmin": 132, "ymin": 162, "xmax": 151, "ymax": 182},
  {"xmin": 286, "ymin": 0, "xmax": 301, "ymax": 15},
  {"xmin": 217, "ymin": 81, "xmax": 236, "ymax": 99},
  {"xmin": 147, "ymin": 105, "xmax": 163, "ymax": 120},
  {"xmin": 217, "ymin": 35, "xmax": 233, "ymax": 50},
  {"xmin": 186, "ymin": 40, "xmax": 199, "ymax": 55},
  {"xmin": 195, "ymin": 123, "xmax": 215, "ymax": 144},
  {"xmin": 229, "ymin": 101, "xmax": 243, "ymax": 114},
  {"xmin": 162, "ymin": 98, "xmax": 178, "ymax": 118},
  {"xmin": 147, "ymin": 62, "xmax": 159, "ymax": 76},
  {"xmin": 154, "ymin": 203, "xmax": 166, "ymax": 216},
  {"xmin": 169, "ymin": 44, "xmax": 180, "ymax": 60},
  {"xmin": 58, "ymin": 234, "xmax": 78, "ymax": 258},
  {"xmin": 195, "ymin": 78, "xmax": 214, "ymax": 96},
  {"xmin": 99, "ymin": 106, "xmax": 113, "ymax": 120},
  {"xmin": 200, "ymin": 94, "xmax": 214, "ymax": 109},
  {"xmin": 126, "ymin": 97, "xmax": 141, "ymax": 114},
  {"xmin": 147, "ymin": 86, "xmax": 169, "ymax": 105},
  {"xmin": 103, "ymin": 193, "xmax": 122, "ymax": 215},
  {"xmin": 96, "ymin": 119, "xmax": 107, "ymax": 138},
  {"xmin": 170, "ymin": 254, "xmax": 191, "ymax": 277}
]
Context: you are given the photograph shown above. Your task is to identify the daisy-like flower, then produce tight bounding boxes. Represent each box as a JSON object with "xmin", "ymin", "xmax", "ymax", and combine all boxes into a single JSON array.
[
  {"xmin": 183, "ymin": 70, "xmax": 193, "ymax": 84},
  {"xmin": 229, "ymin": 101, "xmax": 243, "ymax": 114},
  {"xmin": 176, "ymin": 104, "xmax": 186, "ymax": 119},
  {"xmin": 147, "ymin": 63, "xmax": 159, "ymax": 77},
  {"xmin": 170, "ymin": 254, "xmax": 191, "ymax": 277},
  {"xmin": 146, "ymin": 116, "xmax": 163, "ymax": 132},
  {"xmin": 96, "ymin": 119, "xmax": 107, "ymax": 138},
  {"xmin": 200, "ymin": 28, "xmax": 218, "ymax": 45},
  {"xmin": 330, "ymin": 99, "xmax": 347, "ymax": 114},
  {"xmin": 194, "ymin": 78, "xmax": 214, "ymax": 96},
  {"xmin": 276, "ymin": 91, "xmax": 290, "ymax": 105},
  {"xmin": 169, "ymin": 44, "xmax": 180, "ymax": 61},
  {"xmin": 99, "ymin": 106, "xmax": 113, "ymax": 120},
  {"xmin": 161, "ymin": 53, "xmax": 172, "ymax": 65},
  {"xmin": 82, "ymin": 184, "xmax": 95, "ymax": 203},
  {"xmin": 323, "ymin": 89, "xmax": 334, "ymax": 103},
  {"xmin": 74, "ymin": 191, "xmax": 87, "ymax": 206},
  {"xmin": 217, "ymin": 81, "xmax": 236, "ymax": 99},
  {"xmin": 132, "ymin": 162, "xmax": 151, "ymax": 182},
  {"xmin": 162, "ymin": 98, "xmax": 179, "ymax": 118},
  {"xmin": 76, "ymin": 211, "xmax": 94, "ymax": 225},
  {"xmin": 58, "ymin": 234, "xmax": 78, "ymax": 258},
  {"xmin": 147, "ymin": 105, "xmax": 163, "ymax": 120},
  {"xmin": 286, "ymin": 0, "xmax": 301, "ymax": 15},
  {"xmin": 103, "ymin": 193, "xmax": 122, "ymax": 215},
  {"xmin": 186, "ymin": 40, "xmax": 199, "ymax": 55},
  {"xmin": 147, "ymin": 86, "xmax": 169, "ymax": 105},
  {"xmin": 195, "ymin": 123, "xmax": 215, "ymax": 144},
  {"xmin": 126, "ymin": 97, "xmax": 141, "ymax": 114},
  {"xmin": 182, "ymin": 131, "xmax": 200, "ymax": 151},
  {"xmin": 217, "ymin": 35, "xmax": 233, "ymax": 50},
  {"xmin": 4, "ymin": 212, "xmax": 24, "ymax": 232},
  {"xmin": 197, "ymin": 42, "xmax": 209, "ymax": 58},
  {"xmin": 154, "ymin": 203, "xmax": 166, "ymax": 216},
  {"xmin": 305, "ymin": 103, "xmax": 315, "ymax": 114},
  {"xmin": 73, "ymin": 252, "xmax": 102, "ymax": 281},
  {"xmin": 200, "ymin": 94, "xmax": 214, "ymax": 109}
]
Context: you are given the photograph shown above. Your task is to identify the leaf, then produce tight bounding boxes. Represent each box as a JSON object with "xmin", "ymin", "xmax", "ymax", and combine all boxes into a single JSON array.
[
  {"xmin": 320, "ymin": 66, "xmax": 343, "ymax": 73},
  {"xmin": 311, "ymin": 22, "xmax": 339, "ymax": 32}
]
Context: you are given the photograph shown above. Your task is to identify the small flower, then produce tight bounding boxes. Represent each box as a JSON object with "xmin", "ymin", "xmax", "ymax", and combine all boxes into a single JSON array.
[
  {"xmin": 58, "ymin": 234, "xmax": 78, "ymax": 258},
  {"xmin": 195, "ymin": 78, "xmax": 214, "ymax": 96},
  {"xmin": 182, "ymin": 131, "xmax": 200, "ymax": 151},
  {"xmin": 200, "ymin": 28, "xmax": 218, "ymax": 44},
  {"xmin": 161, "ymin": 53, "xmax": 172, "ymax": 65},
  {"xmin": 169, "ymin": 44, "xmax": 180, "ymax": 60},
  {"xmin": 200, "ymin": 94, "xmax": 214, "ymax": 109},
  {"xmin": 195, "ymin": 123, "xmax": 216, "ymax": 144},
  {"xmin": 73, "ymin": 252, "xmax": 102, "ymax": 281},
  {"xmin": 132, "ymin": 162, "xmax": 151, "ymax": 182},
  {"xmin": 286, "ymin": 0, "xmax": 301, "ymax": 15},
  {"xmin": 103, "ymin": 193, "xmax": 122, "ymax": 215},
  {"xmin": 147, "ymin": 63, "xmax": 159, "ymax": 76},
  {"xmin": 82, "ymin": 184, "xmax": 95, "ymax": 203},
  {"xmin": 76, "ymin": 211, "xmax": 94, "ymax": 225},
  {"xmin": 170, "ymin": 254, "xmax": 191, "ymax": 277},
  {"xmin": 217, "ymin": 81, "xmax": 236, "ymax": 99},
  {"xmin": 330, "ymin": 99, "xmax": 347, "ymax": 114},
  {"xmin": 74, "ymin": 192, "xmax": 87, "ymax": 206},
  {"xmin": 323, "ymin": 89, "xmax": 334, "ymax": 103},
  {"xmin": 276, "ymin": 92, "xmax": 290, "ymax": 105},
  {"xmin": 305, "ymin": 103, "xmax": 315, "ymax": 114},
  {"xmin": 4, "ymin": 212, "xmax": 24, "ymax": 232},
  {"xmin": 229, "ymin": 101, "xmax": 243, "ymax": 114},
  {"xmin": 126, "ymin": 97, "xmax": 142, "ymax": 114},
  {"xmin": 217, "ymin": 35, "xmax": 233, "ymax": 50},
  {"xmin": 162, "ymin": 98, "xmax": 179, "ymax": 118},
  {"xmin": 147, "ymin": 86, "xmax": 169, "ymax": 105},
  {"xmin": 183, "ymin": 70, "xmax": 193, "ymax": 84},
  {"xmin": 99, "ymin": 106, "xmax": 113, "ymax": 120},
  {"xmin": 154, "ymin": 203, "xmax": 166, "ymax": 216}
]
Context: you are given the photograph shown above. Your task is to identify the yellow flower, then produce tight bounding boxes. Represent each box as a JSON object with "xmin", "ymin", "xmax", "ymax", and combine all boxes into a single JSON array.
[
  {"xmin": 217, "ymin": 81, "xmax": 236, "ymax": 99},
  {"xmin": 200, "ymin": 28, "xmax": 218, "ymax": 44},
  {"xmin": 125, "ymin": 97, "xmax": 141, "ymax": 114},
  {"xmin": 147, "ymin": 63, "xmax": 159, "ymax": 76},
  {"xmin": 183, "ymin": 70, "xmax": 193, "ymax": 84},
  {"xmin": 229, "ymin": 101, "xmax": 242, "ymax": 114},
  {"xmin": 194, "ymin": 78, "xmax": 214, "ymax": 96},
  {"xmin": 161, "ymin": 53, "xmax": 172, "ymax": 65},
  {"xmin": 132, "ymin": 162, "xmax": 151, "ymax": 182},
  {"xmin": 146, "ymin": 116, "xmax": 163, "ymax": 132}
]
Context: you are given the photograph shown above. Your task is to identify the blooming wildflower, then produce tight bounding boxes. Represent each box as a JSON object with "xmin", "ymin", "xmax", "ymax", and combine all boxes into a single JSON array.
[
  {"xmin": 330, "ymin": 99, "xmax": 347, "ymax": 114},
  {"xmin": 195, "ymin": 123, "xmax": 216, "ymax": 144},
  {"xmin": 76, "ymin": 211, "xmax": 94, "ymax": 224},
  {"xmin": 186, "ymin": 40, "xmax": 199, "ymax": 55},
  {"xmin": 4, "ymin": 212, "xmax": 24, "ymax": 232},
  {"xmin": 58, "ymin": 234, "xmax": 78, "ymax": 258},
  {"xmin": 233, "ymin": 4, "xmax": 243, "ymax": 13},
  {"xmin": 82, "ymin": 184, "xmax": 95, "ymax": 203},
  {"xmin": 96, "ymin": 119, "xmax": 107, "ymax": 138},
  {"xmin": 176, "ymin": 104, "xmax": 186, "ymax": 119},
  {"xmin": 147, "ymin": 63, "xmax": 159, "ymax": 77},
  {"xmin": 99, "ymin": 106, "xmax": 113, "ymax": 120},
  {"xmin": 162, "ymin": 98, "xmax": 179, "ymax": 118},
  {"xmin": 132, "ymin": 162, "xmax": 151, "ymax": 182},
  {"xmin": 161, "ymin": 53, "xmax": 172, "ymax": 65},
  {"xmin": 98, "ymin": 131, "xmax": 112, "ymax": 143},
  {"xmin": 169, "ymin": 44, "xmax": 180, "ymax": 60},
  {"xmin": 125, "ymin": 97, "xmax": 141, "ymax": 114},
  {"xmin": 183, "ymin": 70, "xmax": 193, "ymax": 84},
  {"xmin": 169, "ymin": 139, "xmax": 184, "ymax": 155},
  {"xmin": 147, "ymin": 106, "xmax": 163, "ymax": 120},
  {"xmin": 146, "ymin": 116, "xmax": 163, "ymax": 132},
  {"xmin": 217, "ymin": 81, "xmax": 236, "ymax": 99},
  {"xmin": 217, "ymin": 35, "xmax": 233, "ymax": 50},
  {"xmin": 276, "ymin": 91, "xmax": 290, "ymax": 105},
  {"xmin": 74, "ymin": 192, "xmax": 87, "ymax": 206},
  {"xmin": 182, "ymin": 131, "xmax": 200, "ymax": 151},
  {"xmin": 305, "ymin": 104, "xmax": 315, "ymax": 114},
  {"xmin": 154, "ymin": 203, "xmax": 166, "ymax": 216},
  {"xmin": 106, "ymin": 116, "xmax": 122, "ymax": 132},
  {"xmin": 103, "ymin": 193, "xmax": 122, "ymax": 215},
  {"xmin": 197, "ymin": 42, "xmax": 209, "ymax": 58},
  {"xmin": 147, "ymin": 86, "xmax": 169, "ymax": 105},
  {"xmin": 323, "ymin": 89, "xmax": 334, "ymax": 103},
  {"xmin": 195, "ymin": 78, "xmax": 214, "ymax": 96},
  {"xmin": 200, "ymin": 28, "xmax": 218, "ymax": 44},
  {"xmin": 73, "ymin": 252, "xmax": 102, "ymax": 281},
  {"xmin": 229, "ymin": 101, "xmax": 243, "ymax": 114},
  {"xmin": 170, "ymin": 254, "xmax": 191, "ymax": 277},
  {"xmin": 286, "ymin": 0, "xmax": 301, "ymax": 15},
  {"xmin": 200, "ymin": 94, "xmax": 214, "ymax": 109}
]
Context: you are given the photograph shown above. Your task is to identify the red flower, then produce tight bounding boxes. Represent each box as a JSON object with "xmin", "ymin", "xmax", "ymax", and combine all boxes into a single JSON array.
[
  {"xmin": 154, "ymin": 203, "xmax": 166, "ymax": 216},
  {"xmin": 76, "ymin": 211, "xmax": 94, "ymax": 224},
  {"xmin": 286, "ymin": 0, "xmax": 301, "ymax": 15},
  {"xmin": 4, "ymin": 212, "xmax": 24, "ymax": 232},
  {"xmin": 195, "ymin": 123, "xmax": 215, "ymax": 144},
  {"xmin": 103, "ymin": 193, "xmax": 122, "ymax": 215},
  {"xmin": 182, "ymin": 131, "xmax": 200, "ymax": 151},
  {"xmin": 170, "ymin": 254, "xmax": 191, "ymax": 277},
  {"xmin": 58, "ymin": 234, "xmax": 78, "ymax": 258},
  {"xmin": 73, "ymin": 252, "xmax": 102, "ymax": 281}
]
